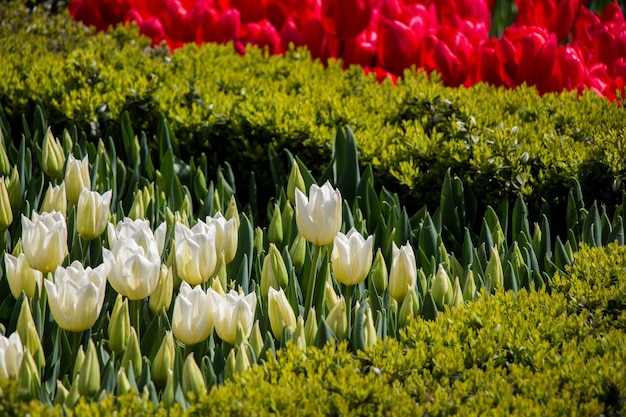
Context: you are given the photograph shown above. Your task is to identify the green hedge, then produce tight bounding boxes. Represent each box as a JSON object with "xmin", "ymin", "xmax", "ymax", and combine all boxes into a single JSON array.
[
  {"xmin": 2, "ymin": 242, "xmax": 624, "ymax": 416},
  {"xmin": 3, "ymin": 2, "xmax": 626, "ymax": 216}
]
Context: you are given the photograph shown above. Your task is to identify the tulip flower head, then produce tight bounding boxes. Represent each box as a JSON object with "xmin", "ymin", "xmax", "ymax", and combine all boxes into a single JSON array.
[
  {"xmin": 0, "ymin": 176, "xmax": 12, "ymax": 230},
  {"xmin": 21, "ymin": 211, "xmax": 68, "ymax": 274},
  {"xmin": 206, "ymin": 212, "xmax": 239, "ymax": 264},
  {"xmin": 104, "ymin": 218, "xmax": 166, "ymax": 300},
  {"xmin": 389, "ymin": 242, "xmax": 417, "ymax": 302},
  {"xmin": 172, "ymin": 281, "xmax": 218, "ymax": 346},
  {"xmin": 41, "ymin": 182, "xmax": 67, "ymax": 218},
  {"xmin": 214, "ymin": 289, "xmax": 257, "ymax": 345},
  {"xmin": 268, "ymin": 287, "xmax": 297, "ymax": 342},
  {"xmin": 4, "ymin": 253, "xmax": 43, "ymax": 299},
  {"xmin": 77, "ymin": 189, "xmax": 112, "ymax": 240},
  {"xmin": 44, "ymin": 261, "xmax": 107, "ymax": 332},
  {"xmin": 295, "ymin": 181, "xmax": 342, "ymax": 246},
  {"xmin": 0, "ymin": 332, "xmax": 23, "ymax": 380},
  {"xmin": 174, "ymin": 220, "xmax": 218, "ymax": 286},
  {"xmin": 331, "ymin": 228, "xmax": 374, "ymax": 286},
  {"xmin": 64, "ymin": 154, "xmax": 90, "ymax": 205}
]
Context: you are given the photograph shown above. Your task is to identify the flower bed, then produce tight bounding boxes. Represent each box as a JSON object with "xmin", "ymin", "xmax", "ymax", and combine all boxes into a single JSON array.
[{"xmin": 0, "ymin": 0, "xmax": 625, "ymax": 415}]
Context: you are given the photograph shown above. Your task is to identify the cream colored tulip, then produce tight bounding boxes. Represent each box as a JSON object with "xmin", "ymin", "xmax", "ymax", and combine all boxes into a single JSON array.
[
  {"xmin": 268, "ymin": 287, "xmax": 297, "ymax": 342},
  {"xmin": 64, "ymin": 154, "xmax": 90, "ymax": 205},
  {"xmin": 388, "ymin": 242, "xmax": 417, "ymax": 302},
  {"xmin": 44, "ymin": 261, "xmax": 107, "ymax": 332},
  {"xmin": 295, "ymin": 182, "xmax": 342, "ymax": 246},
  {"xmin": 21, "ymin": 211, "xmax": 68, "ymax": 274},
  {"xmin": 77, "ymin": 189, "xmax": 112, "ymax": 240},
  {"xmin": 41, "ymin": 182, "xmax": 67, "ymax": 218},
  {"xmin": 4, "ymin": 253, "xmax": 42, "ymax": 299},
  {"xmin": 213, "ymin": 289, "xmax": 257, "ymax": 345},
  {"xmin": 206, "ymin": 212, "xmax": 238, "ymax": 264},
  {"xmin": 0, "ymin": 332, "xmax": 23, "ymax": 380},
  {"xmin": 172, "ymin": 282, "xmax": 218, "ymax": 346},
  {"xmin": 331, "ymin": 228, "xmax": 374, "ymax": 286},
  {"xmin": 174, "ymin": 220, "xmax": 217, "ymax": 286}
]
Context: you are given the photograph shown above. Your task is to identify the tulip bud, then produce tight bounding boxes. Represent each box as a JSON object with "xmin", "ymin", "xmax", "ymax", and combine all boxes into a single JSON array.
[
  {"xmin": 293, "ymin": 316, "xmax": 307, "ymax": 351},
  {"xmin": 224, "ymin": 349, "xmax": 236, "ymax": 382},
  {"xmin": 225, "ymin": 195, "xmax": 240, "ymax": 230},
  {"xmin": 268, "ymin": 203, "xmax": 283, "ymax": 245},
  {"xmin": 0, "ymin": 177, "xmax": 12, "ymax": 230},
  {"xmin": 180, "ymin": 194, "xmax": 192, "ymax": 219},
  {"xmin": 324, "ymin": 278, "xmax": 340, "ymax": 310},
  {"xmin": 77, "ymin": 189, "xmax": 112, "ymax": 240},
  {"xmin": 260, "ymin": 244, "xmax": 289, "ymax": 298},
  {"xmin": 281, "ymin": 201, "xmax": 294, "ymax": 238},
  {"xmin": 254, "ymin": 226, "xmax": 264, "ymax": 254},
  {"xmin": 212, "ymin": 252, "xmax": 227, "ymax": 291},
  {"xmin": 4, "ymin": 253, "xmax": 42, "ymax": 299},
  {"xmin": 363, "ymin": 305, "xmax": 377, "ymax": 348},
  {"xmin": 451, "ymin": 277, "xmax": 464, "ymax": 308},
  {"xmin": 128, "ymin": 188, "xmax": 146, "ymax": 220},
  {"xmin": 162, "ymin": 370, "xmax": 175, "ymax": 409},
  {"xmin": 304, "ymin": 307, "xmax": 318, "ymax": 347},
  {"xmin": 485, "ymin": 247, "xmax": 503, "ymax": 290},
  {"xmin": 398, "ymin": 286, "xmax": 420, "ymax": 328},
  {"xmin": 431, "ymin": 264, "xmax": 452, "ymax": 310},
  {"xmin": 116, "ymin": 367, "xmax": 133, "ymax": 396},
  {"xmin": 182, "ymin": 353, "xmax": 206, "ymax": 399},
  {"xmin": 417, "ymin": 268, "xmax": 428, "ymax": 298},
  {"xmin": 78, "ymin": 339, "xmax": 100, "ymax": 397},
  {"xmin": 370, "ymin": 249, "xmax": 388, "ymax": 294},
  {"xmin": 53, "ymin": 380, "xmax": 69, "ymax": 405},
  {"xmin": 295, "ymin": 182, "xmax": 342, "ymax": 246},
  {"xmin": 0, "ymin": 332, "xmax": 23, "ymax": 380},
  {"xmin": 149, "ymin": 265, "xmax": 173, "ymax": 314},
  {"xmin": 72, "ymin": 347, "xmax": 85, "ymax": 382},
  {"xmin": 389, "ymin": 242, "xmax": 417, "ymax": 302},
  {"xmin": 0, "ymin": 137, "xmax": 9, "ymax": 176},
  {"xmin": 152, "ymin": 331, "xmax": 174, "ymax": 386},
  {"xmin": 65, "ymin": 373, "xmax": 80, "ymax": 408},
  {"xmin": 287, "ymin": 162, "xmax": 306, "ymax": 205},
  {"xmin": 41, "ymin": 128, "xmax": 66, "ymax": 179},
  {"xmin": 17, "ymin": 300, "xmax": 45, "ymax": 368},
  {"xmin": 121, "ymin": 327, "xmax": 142, "ymax": 376},
  {"xmin": 211, "ymin": 276, "xmax": 226, "ymax": 296},
  {"xmin": 288, "ymin": 233, "xmax": 306, "ymax": 269},
  {"xmin": 6, "ymin": 167, "xmax": 20, "ymax": 212},
  {"xmin": 268, "ymin": 287, "xmax": 297, "ymax": 342},
  {"xmin": 108, "ymin": 294, "xmax": 130, "ymax": 355},
  {"xmin": 326, "ymin": 297, "xmax": 347, "ymax": 341},
  {"xmin": 41, "ymin": 182, "xmax": 66, "ymax": 218},
  {"xmin": 18, "ymin": 350, "xmax": 40, "ymax": 400},
  {"xmin": 212, "ymin": 189, "xmax": 221, "ymax": 216},
  {"xmin": 235, "ymin": 343, "xmax": 251, "ymax": 374},
  {"xmin": 65, "ymin": 155, "xmax": 90, "ymax": 205},
  {"xmin": 249, "ymin": 321, "xmax": 264, "ymax": 359},
  {"xmin": 463, "ymin": 270, "xmax": 477, "ymax": 301},
  {"xmin": 331, "ymin": 228, "xmax": 374, "ymax": 286}
]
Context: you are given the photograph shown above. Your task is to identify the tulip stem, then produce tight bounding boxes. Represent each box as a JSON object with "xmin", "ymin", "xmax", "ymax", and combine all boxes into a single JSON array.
[
  {"xmin": 346, "ymin": 284, "xmax": 354, "ymax": 346},
  {"xmin": 304, "ymin": 245, "xmax": 321, "ymax": 321},
  {"xmin": 130, "ymin": 299, "xmax": 142, "ymax": 341}
]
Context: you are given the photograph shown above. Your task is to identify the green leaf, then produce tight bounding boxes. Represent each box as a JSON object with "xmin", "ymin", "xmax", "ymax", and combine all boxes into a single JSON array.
[
  {"xmin": 421, "ymin": 292, "xmax": 439, "ymax": 320},
  {"xmin": 314, "ymin": 317, "xmax": 336, "ymax": 349},
  {"xmin": 512, "ymin": 195, "xmax": 530, "ymax": 240},
  {"xmin": 333, "ymin": 125, "xmax": 360, "ymax": 205}
]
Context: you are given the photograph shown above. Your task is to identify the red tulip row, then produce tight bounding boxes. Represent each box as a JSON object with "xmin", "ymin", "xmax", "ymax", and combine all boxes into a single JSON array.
[{"xmin": 69, "ymin": 0, "xmax": 626, "ymax": 100}]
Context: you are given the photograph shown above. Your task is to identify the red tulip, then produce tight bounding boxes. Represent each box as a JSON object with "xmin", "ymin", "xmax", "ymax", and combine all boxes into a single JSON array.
[
  {"xmin": 477, "ymin": 38, "xmax": 510, "ymax": 87},
  {"xmin": 436, "ymin": 0, "xmax": 490, "ymax": 31},
  {"xmin": 192, "ymin": 2, "xmax": 220, "ymax": 44},
  {"xmin": 424, "ymin": 25, "xmax": 476, "ymax": 86},
  {"xmin": 500, "ymin": 26, "xmax": 557, "ymax": 92},
  {"xmin": 241, "ymin": 20, "xmax": 282, "ymax": 54},
  {"xmin": 321, "ymin": 0, "xmax": 373, "ymax": 39},
  {"xmin": 217, "ymin": 8, "xmax": 242, "ymax": 43},
  {"xmin": 231, "ymin": 0, "xmax": 266, "ymax": 23},
  {"xmin": 280, "ymin": 17, "xmax": 304, "ymax": 51},
  {"xmin": 515, "ymin": 0, "xmax": 581, "ymax": 43},
  {"xmin": 139, "ymin": 17, "xmax": 167, "ymax": 46},
  {"xmin": 542, "ymin": 45, "xmax": 588, "ymax": 93},
  {"xmin": 377, "ymin": 17, "xmax": 422, "ymax": 76}
]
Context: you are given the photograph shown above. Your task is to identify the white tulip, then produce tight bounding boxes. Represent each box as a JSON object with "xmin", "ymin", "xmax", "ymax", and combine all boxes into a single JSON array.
[
  {"xmin": 21, "ymin": 211, "xmax": 68, "ymax": 274},
  {"xmin": 64, "ymin": 154, "xmax": 90, "ymax": 205},
  {"xmin": 213, "ymin": 289, "xmax": 257, "ymax": 345},
  {"xmin": 4, "ymin": 253, "xmax": 42, "ymax": 299},
  {"xmin": 389, "ymin": 242, "xmax": 417, "ymax": 302},
  {"xmin": 77, "ymin": 189, "xmax": 112, "ymax": 240},
  {"xmin": 267, "ymin": 287, "xmax": 296, "ymax": 342},
  {"xmin": 331, "ymin": 228, "xmax": 374, "ymax": 286},
  {"xmin": 172, "ymin": 282, "xmax": 218, "ymax": 346},
  {"xmin": 174, "ymin": 220, "xmax": 217, "ymax": 286},
  {"xmin": 0, "ymin": 332, "xmax": 23, "ymax": 380},
  {"xmin": 295, "ymin": 181, "xmax": 342, "ymax": 246}
]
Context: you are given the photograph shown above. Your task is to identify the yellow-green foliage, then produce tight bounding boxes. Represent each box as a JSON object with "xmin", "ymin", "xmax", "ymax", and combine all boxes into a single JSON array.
[{"xmin": 3, "ymin": 244, "xmax": 624, "ymax": 416}]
